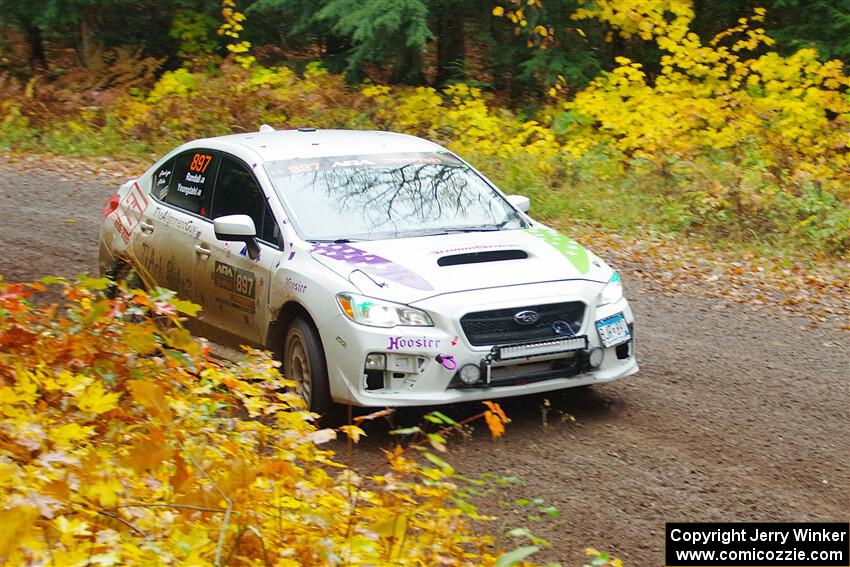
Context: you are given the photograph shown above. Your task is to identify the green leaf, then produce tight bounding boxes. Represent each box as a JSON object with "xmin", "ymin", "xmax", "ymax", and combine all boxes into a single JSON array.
[
  {"xmin": 163, "ymin": 348, "xmax": 196, "ymax": 372},
  {"xmin": 39, "ymin": 276, "xmax": 64, "ymax": 285},
  {"xmin": 451, "ymin": 497, "xmax": 477, "ymax": 515},
  {"xmin": 540, "ymin": 506, "xmax": 560, "ymax": 517},
  {"xmin": 507, "ymin": 526, "xmax": 551, "ymax": 547},
  {"xmin": 172, "ymin": 299, "xmax": 202, "ymax": 316},
  {"xmin": 79, "ymin": 277, "xmax": 111, "ymax": 291},
  {"xmin": 389, "ymin": 426, "xmax": 422, "ymax": 435},
  {"xmin": 424, "ymin": 451, "xmax": 453, "ymax": 474},
  {"xmin": 513, "ymin": 498, "xmax": 530, "ymax": 506},
  {"xmin": 494, "ymin": 546, "xmax": 540, "ymax": 567},
  {"xmin": 430, "ymin": 410, "xmax": 458, "ymax": 425}
]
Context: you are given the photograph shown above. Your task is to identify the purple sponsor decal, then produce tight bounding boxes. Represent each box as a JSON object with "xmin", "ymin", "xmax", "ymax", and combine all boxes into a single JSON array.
[
  {"xmin": 387, "ymin": 336, "xmax": 441, "ymax": 350},
  {"xmin": 311, "ymin": 243, "xmax": 432, "ymax": 290}
]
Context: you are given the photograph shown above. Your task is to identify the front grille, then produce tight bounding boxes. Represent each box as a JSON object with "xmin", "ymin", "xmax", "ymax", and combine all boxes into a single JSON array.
[{"xmin": 460, "ymin": 302, "xmax": 585, "ymax": 347}]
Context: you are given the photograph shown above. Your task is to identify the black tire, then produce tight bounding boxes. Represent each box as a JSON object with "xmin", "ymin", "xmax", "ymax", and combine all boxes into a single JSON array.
[{"xmin": 283, "ymin": 317, "xmax": 334, "ymax": 418}]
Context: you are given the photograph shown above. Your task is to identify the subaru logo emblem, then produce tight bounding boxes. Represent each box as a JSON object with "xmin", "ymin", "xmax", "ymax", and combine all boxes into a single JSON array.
[{"xmin": 513, "ymin": 310, "xmax": 539, "ymax": 325}]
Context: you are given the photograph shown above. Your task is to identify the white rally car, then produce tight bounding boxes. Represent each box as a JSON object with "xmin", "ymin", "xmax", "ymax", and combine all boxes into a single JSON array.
[{"xmin": 99, "ymin": 128, "xmax": 637, "ymax": 413}]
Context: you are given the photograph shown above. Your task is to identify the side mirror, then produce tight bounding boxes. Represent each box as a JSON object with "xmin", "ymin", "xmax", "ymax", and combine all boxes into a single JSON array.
[
  {"xmin": 214, "ymin": 214, "xmax": 260, "ymax": 260},
  {"xmin": 506, "ymin": 194, "xmax": 531, "ymax": 213}
]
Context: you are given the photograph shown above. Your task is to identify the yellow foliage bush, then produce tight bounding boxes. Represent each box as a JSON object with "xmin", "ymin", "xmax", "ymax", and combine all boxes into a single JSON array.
[
  {"xmin": 562, "ymin": 4, "xmax": 850, "ymax": 248},
  {"xmin": 0, "ymin": 278, "xmax": 538, "ymax": 566}
]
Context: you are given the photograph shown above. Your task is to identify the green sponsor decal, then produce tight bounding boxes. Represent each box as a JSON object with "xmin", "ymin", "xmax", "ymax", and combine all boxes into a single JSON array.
[{"xmin": 525, "ymin": 227, "xmax": 590, "ymax": 274}]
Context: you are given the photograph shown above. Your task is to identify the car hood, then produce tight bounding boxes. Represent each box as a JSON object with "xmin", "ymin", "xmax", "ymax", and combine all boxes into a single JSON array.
[{"xmin": 309, "ymin": 226, "xmax": 614, "ymax": 304}]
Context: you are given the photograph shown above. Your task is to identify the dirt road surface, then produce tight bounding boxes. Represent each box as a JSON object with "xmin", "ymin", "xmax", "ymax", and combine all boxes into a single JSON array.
[{"xmin": 1, "ymin": 167, "xmax": 848, "ymax": 565}]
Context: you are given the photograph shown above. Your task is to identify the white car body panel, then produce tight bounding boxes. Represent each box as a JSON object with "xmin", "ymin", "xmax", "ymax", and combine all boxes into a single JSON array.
[{"xmin": 99, "ymin": 129, "xmax": 638, "ymax": 408}]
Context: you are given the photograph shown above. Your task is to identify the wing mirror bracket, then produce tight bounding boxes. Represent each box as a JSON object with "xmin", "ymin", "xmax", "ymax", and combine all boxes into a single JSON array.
[
  {"xmin": 506, "ymin": 194, "xmax": 531, "ymax": 213},
  {"xmin": 213, "ymin": 214, "xmax": 260, "ymax": 260}
]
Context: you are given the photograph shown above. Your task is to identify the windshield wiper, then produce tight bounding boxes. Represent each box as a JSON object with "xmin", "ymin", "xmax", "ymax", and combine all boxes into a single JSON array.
[
  {"xmin": 306, "ymin": 237, "xmax": 364, "ymax": 243},
  {"xmin": 403, "ymin": 225, "xmax": 507, "ymax": 237}
]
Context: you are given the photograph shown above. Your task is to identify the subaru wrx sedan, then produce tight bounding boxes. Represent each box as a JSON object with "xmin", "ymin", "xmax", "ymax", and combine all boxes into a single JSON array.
[{"xmin": 99, "ymin": 128, "xmax": 637, "ymax": 413}]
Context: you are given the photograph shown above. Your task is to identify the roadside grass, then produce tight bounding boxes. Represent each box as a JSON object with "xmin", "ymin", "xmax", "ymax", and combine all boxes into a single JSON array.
[{"xmin": 4, "ymin": 118, "xmax": 847, "ymax": 265}]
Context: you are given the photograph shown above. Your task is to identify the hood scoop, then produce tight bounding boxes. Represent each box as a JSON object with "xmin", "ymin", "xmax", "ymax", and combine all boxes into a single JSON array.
[{"xmin": 437, "ymin": 249, "xmax": 528, "ymax": 267}]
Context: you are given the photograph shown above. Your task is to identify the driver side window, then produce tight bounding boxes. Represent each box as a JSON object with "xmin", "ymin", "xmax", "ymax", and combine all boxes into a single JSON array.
[{"xmin": 211, "ymin": 156, "xmax": 282, "ymax": 246}]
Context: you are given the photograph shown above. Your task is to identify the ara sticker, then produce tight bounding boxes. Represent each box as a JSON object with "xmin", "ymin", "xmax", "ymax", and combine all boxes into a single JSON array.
[
  {"xmin": 213, "ymin": 261, "xmax": 256, "ymax": 313},
  {"xmin": 525, "ymin": 226, "xmax": 590, "ymax": 274}
]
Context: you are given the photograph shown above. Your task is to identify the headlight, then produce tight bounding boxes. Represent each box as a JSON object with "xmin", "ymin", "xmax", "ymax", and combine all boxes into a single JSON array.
[
  {"xmin": 596, "ymin": 273, "xmax": 623, "ymax": 306},
  {"xmin": 336, "ymin": 293, "xmax": 433, "ymax": 328}
]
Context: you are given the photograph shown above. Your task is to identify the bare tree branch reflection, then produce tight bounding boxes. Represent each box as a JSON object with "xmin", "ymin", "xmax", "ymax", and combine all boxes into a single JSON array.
[{"xmin": 266, "ymin": 153, "xmax": 520, "ymax": 240}]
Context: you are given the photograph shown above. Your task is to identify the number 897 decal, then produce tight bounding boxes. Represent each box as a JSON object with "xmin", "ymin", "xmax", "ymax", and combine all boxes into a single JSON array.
[{"xmin": 213, "ymin": 261, "xmax": 256, "ymax": 313}]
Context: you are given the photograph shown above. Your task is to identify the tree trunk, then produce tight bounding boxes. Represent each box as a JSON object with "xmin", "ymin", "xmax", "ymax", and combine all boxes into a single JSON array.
[
  {"xmin": 435, "ymin": 11, "xmax": 465, "ymax": 86},
  {"xmin": 26, "ymin": 24, "xmax": 48, "ymax": 72},
  {"xmin": 391, "ymin": 45, "xmax": 425, "ymax": 85},
  {"xmin": 78, "ymin": 6, "xmax": 101, "ymax": 67}
]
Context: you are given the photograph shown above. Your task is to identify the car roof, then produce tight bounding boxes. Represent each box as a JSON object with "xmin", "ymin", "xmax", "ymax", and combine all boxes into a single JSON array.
[{"xmin": 193, "ymin": 129, "xmax": 444, "ymax": 163}]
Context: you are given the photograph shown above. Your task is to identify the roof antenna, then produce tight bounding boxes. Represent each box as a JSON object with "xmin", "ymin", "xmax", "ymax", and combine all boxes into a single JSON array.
[{"xmin": 258, "ymin": 124, "xmax": 275, "ymax": 133}]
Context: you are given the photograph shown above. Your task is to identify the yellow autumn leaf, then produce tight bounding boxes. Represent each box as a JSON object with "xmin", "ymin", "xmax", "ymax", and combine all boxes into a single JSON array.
[
  {"xmin": 85, "ymin": 477, "xmax": 124, "ymax": 507},
  {"xmin": 123, "ymin": 433, "xmax": 174, "ymax": 473},
  {"xmin": 340, "ymin": 424, "xmax": 366, "ymax": 443},
  {"xmin": 55, "ymin": 516, "xmax": 93, "ymax": 547},
  {"xmin": 50, "ymin": 423, "xmax": 95, "ymax": 447},
  {"xmin": 77, "ymin": 381, "xmax": 121, "ymax": 414},
  {"xmin": 492, "ymin": 6, "xmax": 504, "ymax": 17},
  {"xmin": 128, "ymin": 379, "xmax": 172, "ymax": 421},
  {"xmin": 370, "ymin": 513, "xmax": 408, "ymax": 539},
  {"xmin": 172, "ymin": 298, "xmax": 202, "ymax": 317},
  {"xmin": 0, "ymin": 507, "xmax": 39, "ymax": 557},
  {"xmin": 124, "ymin": 323, "xmax": 158, "ymax": 354}
]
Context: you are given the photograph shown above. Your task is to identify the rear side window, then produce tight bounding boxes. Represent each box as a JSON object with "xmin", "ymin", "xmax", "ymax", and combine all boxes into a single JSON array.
[
  {"xmin": 211, "ymin": 156, "xmax": 281, "ymax": 246},
  {"xmin": 164, "ymin": 150, "xmax": 218, "ymax": 216},
  {"xmin": 152, "ymin": 159, "xmax": 174, "ymax": 200}
]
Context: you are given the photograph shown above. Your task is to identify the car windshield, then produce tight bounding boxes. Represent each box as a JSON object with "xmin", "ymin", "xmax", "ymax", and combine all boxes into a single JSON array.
[{"xmin": 264, "ymin": 152, "xmax": 524, "ymax": 241}]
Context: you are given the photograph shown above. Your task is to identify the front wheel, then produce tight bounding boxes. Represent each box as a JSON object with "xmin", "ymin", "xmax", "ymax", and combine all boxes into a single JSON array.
[{"xmin": 283, "ymin": 317, "xmax": 333, "ymax": 417}]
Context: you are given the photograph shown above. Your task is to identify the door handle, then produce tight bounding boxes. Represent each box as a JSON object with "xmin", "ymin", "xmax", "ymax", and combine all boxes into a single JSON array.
[
  {"xmin": 194, "ymin": 244, "xmax": 211, "ymax": 257},
  {"xmin": 139, "ymin": 221, "xmax": 154, "ymax": 234}
]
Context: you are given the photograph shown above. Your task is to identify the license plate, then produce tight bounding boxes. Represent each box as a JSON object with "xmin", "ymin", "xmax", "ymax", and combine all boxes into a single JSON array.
[{"xmin": 595, "ymin": 312, "xmax": 631, "ymax": 348}]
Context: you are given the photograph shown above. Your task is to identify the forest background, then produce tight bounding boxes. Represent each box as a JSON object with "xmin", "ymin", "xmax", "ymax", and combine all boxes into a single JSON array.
[{"xmin": 1, "ymin": 0, "xmax": 849, "ymax": 258}]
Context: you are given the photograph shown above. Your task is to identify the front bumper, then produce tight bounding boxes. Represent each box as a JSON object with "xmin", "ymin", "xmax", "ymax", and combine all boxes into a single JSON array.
[{"xmin": 323, "ymin": 280, "xmax": 638, "ymax": 407}]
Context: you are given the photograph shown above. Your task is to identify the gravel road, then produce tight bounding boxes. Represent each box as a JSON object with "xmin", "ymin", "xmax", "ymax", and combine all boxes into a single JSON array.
[{"xmin": 1, "ymin": 167, "xmax": 847, "ymax": 565}]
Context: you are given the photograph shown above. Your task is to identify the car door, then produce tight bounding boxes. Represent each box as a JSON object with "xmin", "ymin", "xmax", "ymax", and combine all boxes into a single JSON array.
[
  {"xmin": 195, "ymin": 154, "xmax": 284, "ymax": 344},
  {"xmin": 130, "ymin": 149, "xmax": 218, "ymax": 302}
]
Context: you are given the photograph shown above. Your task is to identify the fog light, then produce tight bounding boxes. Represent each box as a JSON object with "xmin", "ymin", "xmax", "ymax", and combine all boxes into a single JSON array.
[
  {"xmin": 458, "ymin": 364, "xmax": 481, "ymax": 385},
  {"xmin": 365, "ymin": 353, "xmax": 386, "ymax": 370},
  {"xmin": 588, "ymin": 347, "xmax": 604, "ymax": 368}
]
